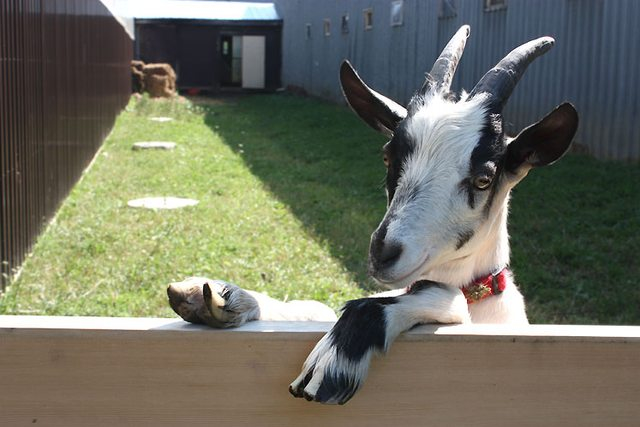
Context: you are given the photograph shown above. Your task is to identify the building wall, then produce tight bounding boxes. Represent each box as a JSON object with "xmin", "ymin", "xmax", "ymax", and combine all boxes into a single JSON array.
[
  {"xmin": 135, "ymin": 21, "xmax": 282, "ymax": 91},
  {"xmin": 275, "ymin": 0, "xmax": 640, "ymax": 161},
  {"xmin": 0, "ymin": 0, "xmax": 132, "ymax": 288}
]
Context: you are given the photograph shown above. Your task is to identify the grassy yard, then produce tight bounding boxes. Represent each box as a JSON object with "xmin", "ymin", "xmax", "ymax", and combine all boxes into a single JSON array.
[{"xmin": 0, "ymin": 94, "xmax": 638, "ymax": 324}]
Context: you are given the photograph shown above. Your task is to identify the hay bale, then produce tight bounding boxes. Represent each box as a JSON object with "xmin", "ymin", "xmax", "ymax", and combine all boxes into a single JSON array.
[
  {"xmin": 142, "ymin": 63, "xmax": 177, "ymax": 98},
  {"xmin": 145, "ymin": 74, "xmax": 172, "ymax": 98},
  {"xmin": 131, "ymin": 60, "xmax": 145, "ymax": 93}
]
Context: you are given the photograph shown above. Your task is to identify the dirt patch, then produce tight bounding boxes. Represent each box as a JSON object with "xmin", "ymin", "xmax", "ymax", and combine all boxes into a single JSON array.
[{"xmin": 188, "ymin": 95, "xmax": 240, "ymax": 107}]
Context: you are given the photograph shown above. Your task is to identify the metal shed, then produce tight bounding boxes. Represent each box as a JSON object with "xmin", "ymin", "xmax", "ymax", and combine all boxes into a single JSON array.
[
  {"xmin": 273, "ymin": 0, "xmax": 640, "ymax": 161},
  {"xmin": 132, "ymin": 0, "xmax": 282, "ymax": 92}
]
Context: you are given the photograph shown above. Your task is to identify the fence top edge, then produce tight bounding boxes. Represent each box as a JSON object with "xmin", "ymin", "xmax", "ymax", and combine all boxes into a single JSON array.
[{"xmin": 1, "ymin": 315, "xmax": 639, "ymax": 341}]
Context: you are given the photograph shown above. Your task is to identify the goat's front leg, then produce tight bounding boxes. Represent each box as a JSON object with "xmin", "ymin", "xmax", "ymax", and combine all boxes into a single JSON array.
[
  {"xmin": 167, "ymin": 277, "xmax": 336, "ymax": 328},
  {"xmin": 289, "ymin": 281, "xmax": 469, "ymax": 404},
  {"xmin": 167, "ymin": 277, "xmax": 262, "ymax": 328}
]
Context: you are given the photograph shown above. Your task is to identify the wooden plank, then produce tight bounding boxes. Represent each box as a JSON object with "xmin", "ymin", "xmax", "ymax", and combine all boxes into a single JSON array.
[{"xmin": 1, "ymin": 316, "xmax": 639, "ymax": 427}]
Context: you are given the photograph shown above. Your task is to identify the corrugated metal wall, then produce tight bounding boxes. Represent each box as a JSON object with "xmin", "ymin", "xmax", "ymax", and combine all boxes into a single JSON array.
[
  {"xmin": 276, "ymin": 0, "xmax": 640, "ymax": 161},
  {"xmin": 0, "ymin": 0, "xmax": 132, "ymax": 289}
]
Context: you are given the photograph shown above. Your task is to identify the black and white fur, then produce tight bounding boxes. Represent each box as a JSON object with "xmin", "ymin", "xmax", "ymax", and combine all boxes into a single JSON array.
[{"xmin": 167, "ymin": 26, "xmax": 578, "ymax": 405}]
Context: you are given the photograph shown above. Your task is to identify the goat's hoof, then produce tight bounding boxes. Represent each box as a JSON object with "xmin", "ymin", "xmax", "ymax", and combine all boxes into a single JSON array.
[
  {"xmin": 167, "ymin": 278, "xmax": 209, "ymax": 325},
  {"xmin": 289, "ymin": 363, "xmax": 360, "ymax": 405},
  {"xmin": 167, "ymin": 277, "xmax": 258, "ymax": 328},
  {"xmin": 288, "ymin": 334, "xmax": 368, "ymax": 405}
]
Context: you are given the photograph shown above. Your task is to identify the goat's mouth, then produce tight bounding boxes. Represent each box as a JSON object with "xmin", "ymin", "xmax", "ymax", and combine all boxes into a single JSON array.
[{"xmin": 370, "ymin": 254, "xmax": 431, "ymax": 288}]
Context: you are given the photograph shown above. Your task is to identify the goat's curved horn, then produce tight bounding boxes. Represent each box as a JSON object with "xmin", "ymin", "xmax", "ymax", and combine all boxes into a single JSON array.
[
  {"xmin": 422, "ymin": 25, "xmax": 470, "ymax": 95},
  {"xmin": 468, "ymin": 37, "xmax": 555, "ymax": 111}
]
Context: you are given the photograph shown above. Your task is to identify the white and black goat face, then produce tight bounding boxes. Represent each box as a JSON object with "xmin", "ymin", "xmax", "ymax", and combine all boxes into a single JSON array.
[{"xmin": 341, "ymin": 26, "xmax": 578, "ymax": 288}]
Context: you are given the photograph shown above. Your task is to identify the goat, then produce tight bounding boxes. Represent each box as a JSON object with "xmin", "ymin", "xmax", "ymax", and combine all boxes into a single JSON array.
[{"xmin": 167, "ymin": 26, "xmax": 578, "ymax": 405}]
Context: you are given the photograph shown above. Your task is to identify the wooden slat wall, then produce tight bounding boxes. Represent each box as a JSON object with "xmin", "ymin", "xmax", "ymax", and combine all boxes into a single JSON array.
[
  {"xmin": 1, "ymin": 316, "xmax": 639, "ymax": 427},
  {"xmin": 0, "ymin": 0, "xmax": 132, "ymax": 289}
]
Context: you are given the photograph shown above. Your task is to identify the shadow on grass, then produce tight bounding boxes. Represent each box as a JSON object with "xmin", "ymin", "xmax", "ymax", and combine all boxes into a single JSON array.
[
  {"xmin": 509, "ymin": 154, "xmax": 640, "ymax": 324},
  {"xmin": 199, "ymin": 94, "xmax": 640, "ymax": 324},
  {"xmin": 202, "ymin": 94, "xmax": 388, "ymax": 291}
]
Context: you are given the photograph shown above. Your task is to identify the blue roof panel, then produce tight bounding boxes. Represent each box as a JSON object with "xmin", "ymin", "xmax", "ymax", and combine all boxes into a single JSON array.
[{"xmin": 130, "ymin": 0, "xmax": 280, "ymax": 21}]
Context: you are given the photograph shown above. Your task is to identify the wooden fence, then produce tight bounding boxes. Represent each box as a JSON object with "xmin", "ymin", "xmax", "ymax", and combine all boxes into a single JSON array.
[
  {"xmin": 1, "ymin": 316, "xmax": 639, "ymax": 426},
  {"xmin": 0, "ymin": 0, "xmax": 132, "ymax": 289}
]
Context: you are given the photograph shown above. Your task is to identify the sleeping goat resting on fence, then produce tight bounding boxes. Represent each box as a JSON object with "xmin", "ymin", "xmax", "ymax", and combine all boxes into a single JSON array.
[{"xmin": 166, "ymin": 26, "xmax": 578, "ymax": 405}]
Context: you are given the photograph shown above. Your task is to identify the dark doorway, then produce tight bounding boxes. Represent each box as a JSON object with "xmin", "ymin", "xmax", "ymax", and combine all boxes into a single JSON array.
[{"xmin": 220, "ymin": 35, "xmax": 242, "ymax": 87}]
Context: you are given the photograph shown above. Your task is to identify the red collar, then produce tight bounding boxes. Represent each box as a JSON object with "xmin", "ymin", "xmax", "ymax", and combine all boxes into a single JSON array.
[{"xmin": 461, "ymin": 268, "xmax": 509, "ymax": 304}]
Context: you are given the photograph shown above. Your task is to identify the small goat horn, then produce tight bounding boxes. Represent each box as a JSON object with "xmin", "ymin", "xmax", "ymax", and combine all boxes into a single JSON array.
[
  {"xmin": 422, "ymin": 25, "xmax": 470, "ymax": 95},
  {"xmin": 468, "ymin": 36, "xmax": 555, "ymax": 111}
]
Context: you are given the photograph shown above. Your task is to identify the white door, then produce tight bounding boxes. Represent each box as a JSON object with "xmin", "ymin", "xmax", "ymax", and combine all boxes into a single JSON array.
[{"xmin": 241, "ymin": 36, "xmax": 266, "ymax": 89}]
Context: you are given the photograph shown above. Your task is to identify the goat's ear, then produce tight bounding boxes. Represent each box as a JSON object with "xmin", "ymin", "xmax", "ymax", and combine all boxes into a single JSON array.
[
  {"xmin": 506, "ymin": 103, "xmax": 578, "ymax": 173},
  {"xmin": 340, "ymin": 60, "xmax": 407, "ymax": 137}
]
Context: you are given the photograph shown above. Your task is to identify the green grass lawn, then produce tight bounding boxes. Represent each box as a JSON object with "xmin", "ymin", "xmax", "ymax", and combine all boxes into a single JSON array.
[{"xmin": 0, "ymin": 94, "xmax": 638, "ymax": 324}]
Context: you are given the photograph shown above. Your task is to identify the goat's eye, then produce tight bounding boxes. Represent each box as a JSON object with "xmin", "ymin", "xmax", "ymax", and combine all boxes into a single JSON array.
[
  {"xmin": 473, "ymin": 175, "xmax": 492, "ymax": 190},
  {"xmin": 383, "ymin": 154, "xmax": 390, "ymax": 168}
]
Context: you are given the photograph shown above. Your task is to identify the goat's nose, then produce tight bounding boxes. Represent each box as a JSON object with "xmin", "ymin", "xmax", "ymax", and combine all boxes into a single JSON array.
[{"xmin": 369, "ymin": 234, "xmax": 403, "ymax": 269}]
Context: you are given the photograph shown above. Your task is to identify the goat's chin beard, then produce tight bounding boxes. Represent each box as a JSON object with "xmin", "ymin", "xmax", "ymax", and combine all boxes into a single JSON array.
[
  {"xmin": 386, "ymin": 250, "xmax": 473, "ymax": 288},
  {"xmin": 374, "ymin": 254, "xmax": 432, "ymax": 289},
  {"xmin": 372, "ymin": 243, "xmax": 474, "ymax": 288}
]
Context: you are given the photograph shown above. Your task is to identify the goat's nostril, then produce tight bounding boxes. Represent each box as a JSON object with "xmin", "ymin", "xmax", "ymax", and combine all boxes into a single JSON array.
[
  {"xmin": 379, "ymin": 241, "xmax": 403, "ymax": 265},
  {"xmin": 370, "ymin": 221, "xmax": 403, "ymax": 271},
  {"xmin": 370, "ymin": 236, "xmax": 403, "ymax": 269}
]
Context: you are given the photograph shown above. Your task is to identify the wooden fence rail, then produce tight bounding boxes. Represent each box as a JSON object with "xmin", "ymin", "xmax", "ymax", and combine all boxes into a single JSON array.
[{"xmin": 1, "ymin": 316, "xmax": 639, "ymax": 426}]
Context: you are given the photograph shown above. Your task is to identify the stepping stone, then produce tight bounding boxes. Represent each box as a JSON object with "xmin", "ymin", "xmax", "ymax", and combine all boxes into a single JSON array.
[
  {"xmin": 132, "ymin": 141, "xmax": 176, "ymax": 151},
  {"xmin": 149, "ymin": 117, "xmax": 173, "ymax": 122},
  {"xmin": 127, "ymin": 197, "xmax": 199, "ymax": 210}
]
